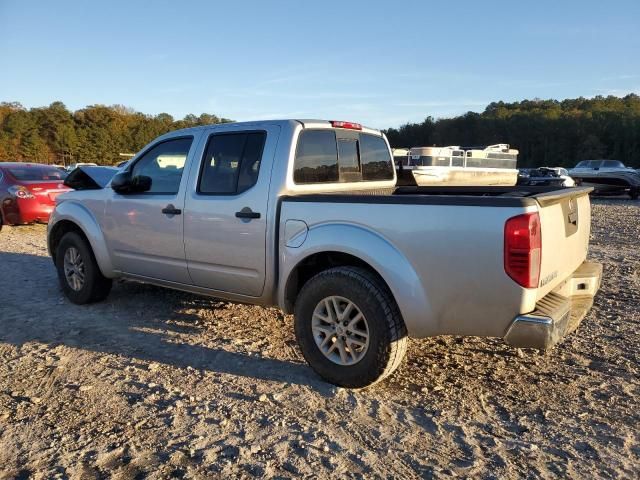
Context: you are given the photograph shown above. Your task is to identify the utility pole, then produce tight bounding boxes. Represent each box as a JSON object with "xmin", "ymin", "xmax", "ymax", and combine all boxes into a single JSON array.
[{"xmin": 59, "ymin": 150, "xmax": 73, "ymax": 167}]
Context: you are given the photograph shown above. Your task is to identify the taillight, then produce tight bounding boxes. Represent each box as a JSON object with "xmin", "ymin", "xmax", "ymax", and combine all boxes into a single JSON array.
[
  {"xmin": 330, "ymin": 120, "xmax": 362, "ymax": 130},
  {"xmin": 504, "ymin": 212, "xmax": 541, "ymax": 288},
  {"xmin": 7, "ymin": 185, "xmax": 35, "ymax": 199}
]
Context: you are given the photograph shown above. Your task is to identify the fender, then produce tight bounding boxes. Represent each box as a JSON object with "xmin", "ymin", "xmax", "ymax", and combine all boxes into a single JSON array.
[
  {"xmin": 278, "ymin": 222, "xmax": 435, "ymax": 337},
  {"xmin": 48, "ymin": 201, "xmax": 116, "ymax": 278}
]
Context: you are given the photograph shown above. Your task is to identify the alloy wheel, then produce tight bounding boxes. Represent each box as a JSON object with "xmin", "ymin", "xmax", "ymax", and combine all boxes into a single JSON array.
[
  {"xmin": 63, "ymin": 247, "xmax": 85, "ymax": 291},
  {"xmin": 311, "ymin": 295, "xmax": 370, "ymax": 365}
]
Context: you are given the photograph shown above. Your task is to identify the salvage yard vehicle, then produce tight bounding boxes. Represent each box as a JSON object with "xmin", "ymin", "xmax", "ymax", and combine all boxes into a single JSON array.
[
  {"xmin": 569, "ymin": 160, "xmax": 640, "ymax": 199},
  {"xmin": 65, "ymin": 162, "xmax": 98, "ymax": 172},
  {"xmin": 0, "ymin": 162, "xmax": 70, "ymax": 230},
  {"xmin": 63, "ymin": 165, "xmax": 120, "ymax": 190},
  {"xmin": 518, "ymin": 167, "xmax": 576, "ymax": 188},
  {"xmin": 47, "ymin": 120, "xmax": 602, "ymax": 387}
]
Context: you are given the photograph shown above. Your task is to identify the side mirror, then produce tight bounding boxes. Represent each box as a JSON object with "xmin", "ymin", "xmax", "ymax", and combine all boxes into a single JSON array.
[{"xmin": 111, "ymin": 172, "xmax": 152, "ymax": 194}]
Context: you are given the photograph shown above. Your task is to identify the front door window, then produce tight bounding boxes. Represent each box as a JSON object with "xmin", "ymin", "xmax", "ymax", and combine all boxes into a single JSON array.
[{"xmin": 130, "ymin": 137, "xmax": 193, "ymax": 194}]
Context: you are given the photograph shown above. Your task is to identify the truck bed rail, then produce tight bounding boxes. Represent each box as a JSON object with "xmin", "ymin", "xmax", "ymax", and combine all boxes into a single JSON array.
[{"xmin": 283, "ymin": 186, "xmax": 593, "ymax": 208}]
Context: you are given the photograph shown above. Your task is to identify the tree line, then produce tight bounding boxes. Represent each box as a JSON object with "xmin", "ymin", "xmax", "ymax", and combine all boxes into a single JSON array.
[
  {"xmin": 0, "ymin": 101, "xmax": 231, "ymax": 166},
  {"xmin": 385, "ymin": 94, "xmax": 640, "ymax": 168},
  {"xmin": 1, "ymin": 95, "xmax": 640, "ymax": 168}
]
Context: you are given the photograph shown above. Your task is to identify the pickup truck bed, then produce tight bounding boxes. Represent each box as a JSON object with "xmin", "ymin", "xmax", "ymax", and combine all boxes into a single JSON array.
[{"xmin": 280, "ymin": 184, "xmax": 597, "ymax": 344}]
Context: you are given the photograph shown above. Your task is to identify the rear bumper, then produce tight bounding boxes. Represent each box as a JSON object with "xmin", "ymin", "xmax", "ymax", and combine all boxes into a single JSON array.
[
  {"xmin": 2, "ymin": 197, "xmax": 54, "ymax": 224},
  {"xmin": 504, "ymin": 261, "xmax": 602, "ymax": 350}
]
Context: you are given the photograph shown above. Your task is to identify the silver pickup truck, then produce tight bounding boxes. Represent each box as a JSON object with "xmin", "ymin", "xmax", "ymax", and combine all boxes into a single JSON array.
[{"xmin": 48, "ymin": 119, "xmax": 602, "ymax": 387}]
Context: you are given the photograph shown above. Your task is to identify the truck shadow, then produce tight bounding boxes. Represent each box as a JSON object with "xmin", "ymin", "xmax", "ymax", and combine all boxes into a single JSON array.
[{"xmin": 0, "ymin": 251, "xmax": 331, "ymax": 392}]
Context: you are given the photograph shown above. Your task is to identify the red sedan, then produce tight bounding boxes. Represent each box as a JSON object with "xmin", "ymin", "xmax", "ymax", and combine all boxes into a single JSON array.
[{"xmin": 0, "ymin": 162, "xmax": 71, "ymax": 228}]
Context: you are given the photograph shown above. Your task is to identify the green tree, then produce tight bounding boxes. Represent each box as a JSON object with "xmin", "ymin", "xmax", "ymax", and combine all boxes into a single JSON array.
[
  {"xmin": 21, "ymin": 130, "xmax": 50, "ymax": 162},
  {"xmin": 385, "ymin": 94, "xmax": 640, "ymax": 168},
  {"xmin": 3, "ymin": 95, "xmax": 639, "ymax": 168}
]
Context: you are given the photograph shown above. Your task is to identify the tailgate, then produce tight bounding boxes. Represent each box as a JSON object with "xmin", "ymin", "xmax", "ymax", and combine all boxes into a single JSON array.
[{"xmin": 534, "ymin": 187, "xmax": 592, "ymax": 298}]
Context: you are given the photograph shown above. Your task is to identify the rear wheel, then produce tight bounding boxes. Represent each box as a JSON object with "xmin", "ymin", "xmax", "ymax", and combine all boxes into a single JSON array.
[
  {"xmin": 56, "ymin": 231, "xmax": 112, "ymax": 304},
  {"xmin": 294, "ymin": 266, "xmax": 408, "ymax": 388}
]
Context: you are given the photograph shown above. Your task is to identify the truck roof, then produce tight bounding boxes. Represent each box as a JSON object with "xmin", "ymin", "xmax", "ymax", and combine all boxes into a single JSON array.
[{"xmin": 159, "ymin": 119, "xmax": 383, "ymax": 138}]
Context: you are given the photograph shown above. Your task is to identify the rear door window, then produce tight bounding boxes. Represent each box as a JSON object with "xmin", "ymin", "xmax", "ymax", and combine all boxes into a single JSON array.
[
  {"xmin": 198, "ymin": 131, "xmax": 266, "ymax": 194},
  {"xmin": 293, "ymin": 130, "xmax": 339, "ymax": 184}
]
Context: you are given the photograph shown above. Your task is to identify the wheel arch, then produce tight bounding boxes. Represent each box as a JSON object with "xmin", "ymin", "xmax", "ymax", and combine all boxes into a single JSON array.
[
  {"xmin": 283, "ymin": 251, "xmax": 392, "ymax": 311},
  {"xmin": 48, "ymin": 202, "xmax": 115, "ymax": 278},
  {"xmin": 278, "ymin": 223, "xmax": 433, "ymax": 337},
  {"xmin": 49, "ymin": 219, "xmax": 88, "ymax": 264}
]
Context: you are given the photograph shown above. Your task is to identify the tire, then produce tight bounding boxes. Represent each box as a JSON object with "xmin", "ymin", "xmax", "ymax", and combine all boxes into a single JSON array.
[
  {"xmin": 56, "ymin": 231, "xmax": 112, "ymax": 304},
  {"xmin": 629, "ymin": 188, "xmax": 639, "ymax": 200},
  {"xmin": 294, "ymin": 266, "xmax": 408, "ymax": 388}
]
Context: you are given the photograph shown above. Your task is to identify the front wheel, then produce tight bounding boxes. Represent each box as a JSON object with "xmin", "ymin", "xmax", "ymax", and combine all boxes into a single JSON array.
[
  {"xmin": 294, "ymin": 266, "xmax": 408, "ymax": 388},
  {"xmin": 56, "ymin": 231, "xmax": 112, "ymax": 304}
]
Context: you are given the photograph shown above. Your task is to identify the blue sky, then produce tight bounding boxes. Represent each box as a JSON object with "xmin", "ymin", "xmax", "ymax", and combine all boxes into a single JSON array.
[{"xmin": 1, "ymin": 0, "xmax": 639, "ymax": 128}]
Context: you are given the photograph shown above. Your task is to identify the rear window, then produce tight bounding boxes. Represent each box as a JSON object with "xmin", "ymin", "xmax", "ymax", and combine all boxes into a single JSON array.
[
  {"xmin": 602, "ymin": 160, "xmax": 624, "ymax": 168},
  {"xmin": 360, "ymin": 134, "xmax": 395, "ymax": 181},
  {"xmin": 7, "ymin": 166, "xmax": 67, "ymax": 181},
  {"xmin": 337, "ymin": 138, "xmax": 360, "ymax": 182},
  {"xmin": 293, "ymin": 130, "xmax": 393, "ymax": 184}
]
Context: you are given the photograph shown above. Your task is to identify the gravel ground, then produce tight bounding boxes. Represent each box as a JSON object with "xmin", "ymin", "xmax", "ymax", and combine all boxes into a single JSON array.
[{"xmin": 0, "ymin": 199, "xmax": 638, "ymax": 479}]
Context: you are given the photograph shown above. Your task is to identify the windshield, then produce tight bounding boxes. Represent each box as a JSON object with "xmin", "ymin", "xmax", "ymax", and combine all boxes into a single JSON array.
[
  {"xmin": 7, "ymin": 166, "xmax": 68, "ymax": 181},
  {"xmin": 575, "ymin": 160, "xmax": 600, "ymax": 168}
]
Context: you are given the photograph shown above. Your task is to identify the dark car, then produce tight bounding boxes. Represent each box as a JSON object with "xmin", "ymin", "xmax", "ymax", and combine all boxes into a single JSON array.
[
  {"xmin": 569, "ymin": 160, "xmax": 640, "ymax": 199},
  {"xmin": 0, "ymin": 162, "xmax": 70, "ymax": 229}
]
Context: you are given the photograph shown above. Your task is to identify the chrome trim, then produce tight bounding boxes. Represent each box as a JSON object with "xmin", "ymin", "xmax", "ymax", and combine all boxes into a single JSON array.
[
  {"xmin": 505, "ymin": 260, "xmax": 602, "ymax": 350},
  {"xmin": 504, "ymin": 314, "xmax": 556, "ymax": 350}
]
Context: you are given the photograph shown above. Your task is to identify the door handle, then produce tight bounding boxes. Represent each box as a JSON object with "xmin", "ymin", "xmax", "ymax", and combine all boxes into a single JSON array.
[
  {"xmin": 235, "ymin": 207, "xmax": 261, "ymax": 219},
  {"xmin": 162, "ymin": 204, "xmax": 182, "ymax": 215}
]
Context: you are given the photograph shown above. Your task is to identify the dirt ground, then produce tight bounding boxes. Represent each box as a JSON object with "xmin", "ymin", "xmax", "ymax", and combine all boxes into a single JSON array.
[{"xmin": 0, "ymin": 199, "xmax": 638, "ymax": 479}]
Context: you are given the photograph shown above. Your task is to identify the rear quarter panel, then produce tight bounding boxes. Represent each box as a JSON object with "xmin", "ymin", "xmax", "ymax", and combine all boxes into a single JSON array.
[{"xmin": 280, "ymin": 200, "xmax": 535, "ymax": 338}]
